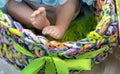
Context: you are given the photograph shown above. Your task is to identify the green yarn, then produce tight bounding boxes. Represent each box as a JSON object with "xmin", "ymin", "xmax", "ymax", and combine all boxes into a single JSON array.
[
  {"xmin": 118, "ymin": 0, "xmax": 120, "ymax": 17},
  {"xmin": 9, "ymin": 28, "xmax": 23, "ymax": 37}
]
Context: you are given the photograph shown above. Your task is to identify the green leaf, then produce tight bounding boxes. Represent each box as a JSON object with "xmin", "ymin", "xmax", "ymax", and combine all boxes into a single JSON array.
[
  {"xmin": 45, "ymin": 57, "xmax": 56, "ymax": 74},
  {"xmin": 22, "ymin": 57, "xmax": 45, "ymax": 74},
  {"xmin": 13, "ymin": 41, "xmax": 34, "ymax": 57},
  {"xmin": 66, "ymin": 59, "xmax": 91, "ymax": 70},
  {"xmin": 53, "ymin": 57, "xmax": 69, "ymax": 74},
  {"xmin": 76, "ymin": 45, "xmax": 109, "ymax": 59}
]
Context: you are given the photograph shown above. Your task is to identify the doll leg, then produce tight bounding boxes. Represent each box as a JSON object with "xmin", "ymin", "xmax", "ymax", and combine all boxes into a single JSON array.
[{"xmin": 42, "ymin": 0, "xmax": 80, "ymax": 39}]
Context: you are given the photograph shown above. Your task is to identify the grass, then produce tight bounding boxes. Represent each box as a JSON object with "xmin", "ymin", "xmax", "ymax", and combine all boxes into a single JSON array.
[
  {"xmin": 60, "ymin": 14, "xmax": 97, "ymax": 42},
  {"xmin": 58, "ymin": 5, "xmax": 97, "ymax": 42}
]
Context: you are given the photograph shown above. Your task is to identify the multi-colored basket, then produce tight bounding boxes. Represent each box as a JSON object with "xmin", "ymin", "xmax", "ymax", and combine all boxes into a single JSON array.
[{"xmin": 0, "ymin": 0, "xmax": 119, "ymax": 74}]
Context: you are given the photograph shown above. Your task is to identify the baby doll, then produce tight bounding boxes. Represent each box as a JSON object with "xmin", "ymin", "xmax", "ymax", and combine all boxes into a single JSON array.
[{"xmin": 7, "ymin": 0, "xmax": 80, "ymax": 39}]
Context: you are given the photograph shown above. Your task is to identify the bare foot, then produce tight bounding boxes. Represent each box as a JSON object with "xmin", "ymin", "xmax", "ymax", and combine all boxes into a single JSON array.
[
  {"xmin": 42, "ymin": 26, "xmax": 66, "ymax": 39},
  {"xmin": 31, "ymin": 7, "xmax": 50, "ymax": 30}
]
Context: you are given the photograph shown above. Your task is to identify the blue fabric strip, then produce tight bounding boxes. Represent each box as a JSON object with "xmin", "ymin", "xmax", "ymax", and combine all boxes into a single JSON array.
[
  {"xmin": 0, "ymin": 0, "xmax": 8, "ymax": 13},
  {"xmin": 82, "ymin": 0, "xmax": 94, "ymax": 5}
]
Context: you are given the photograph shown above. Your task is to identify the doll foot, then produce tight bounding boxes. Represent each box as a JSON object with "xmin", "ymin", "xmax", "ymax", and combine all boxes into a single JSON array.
[
  {"xmin": 31, "ymin": 7, "xmax": 50, "ymax": 30},
  {"xmin": 42, "ymin": 26, "xmax": 65, "ymax": 39}
]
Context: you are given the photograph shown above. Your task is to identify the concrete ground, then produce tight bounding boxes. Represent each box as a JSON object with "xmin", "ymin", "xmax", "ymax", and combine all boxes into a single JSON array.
[
  {"xmin": 81, "ymin": 47, "xmax": 120, "ymax": 74},
  {"xmin": 0, "ymin": 59, "xmax": 21, "ymax": 74}
]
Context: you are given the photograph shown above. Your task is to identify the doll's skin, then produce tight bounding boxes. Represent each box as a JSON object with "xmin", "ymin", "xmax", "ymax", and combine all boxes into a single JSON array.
[{"xmin": 7, "ymin": 0, "xmax": 79, "ymax": 39}]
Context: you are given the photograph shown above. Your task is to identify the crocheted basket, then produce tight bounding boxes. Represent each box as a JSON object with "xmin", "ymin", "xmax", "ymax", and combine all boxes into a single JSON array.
[{"xmin": 0, "ymin": 0, "xmax": 118, "ymax": 74}]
